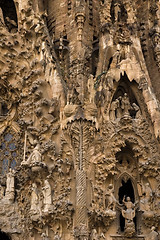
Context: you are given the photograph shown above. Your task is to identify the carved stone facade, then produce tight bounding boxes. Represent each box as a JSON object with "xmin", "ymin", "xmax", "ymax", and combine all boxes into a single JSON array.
[{"xmin": 0, "ymin": 0, "xmax": 159, "ymax": 240}]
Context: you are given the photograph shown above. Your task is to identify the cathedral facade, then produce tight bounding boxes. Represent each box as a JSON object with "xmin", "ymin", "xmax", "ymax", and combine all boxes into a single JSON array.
[{"xmin": 0, "ymin": 0, "xmax": 159, "ymax": 240}]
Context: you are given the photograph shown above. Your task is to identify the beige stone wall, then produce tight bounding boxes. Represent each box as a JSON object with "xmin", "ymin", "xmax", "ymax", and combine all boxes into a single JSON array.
[{"xmin": 0, "ymin": 0, "xmax": 159, "ymax": 240}]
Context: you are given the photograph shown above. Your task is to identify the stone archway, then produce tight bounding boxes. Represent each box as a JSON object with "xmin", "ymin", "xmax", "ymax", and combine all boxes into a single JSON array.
[{"xmin": 0, "ymin": 0, "xmax": 18, "ymax": 32}]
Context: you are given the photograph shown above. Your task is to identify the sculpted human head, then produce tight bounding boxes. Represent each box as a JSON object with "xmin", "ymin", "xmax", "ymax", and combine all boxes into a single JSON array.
[{"xmin": 126, "ymin": 196, "xmax": 131, "ymax": 201}]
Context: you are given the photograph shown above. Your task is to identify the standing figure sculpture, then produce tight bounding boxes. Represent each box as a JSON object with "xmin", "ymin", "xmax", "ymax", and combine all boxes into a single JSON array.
[
  {"xmin": 5, "ymin": 168, "xmax": 15, "ymax": 202},
  {"xmin": 110, "ymin": 99, "xmax": 118, "ymax": 121},
  {"xmin": 105, "ymin": 184, "xmax": 116, "ymax": 212},
  {"xmin": 140, "ymin": 183, "xmax": 153, "ymax": 212},
  {"xmin": 90, "ymin": 229, "xmax": 98, "ymax": 240},
  {"xmin": 121, "ymin": 93, "xmax": 131, "ymax": 117},
  {"xmin": 30, "ymin": 183, "xmax": 40, "ymax": 214},
  {"xmin": 122, "ymin": 196, "xmax": 136, "ymax": 236},
  {"xmin": 114, "ymin": 2, "xmax": 121, "ymax": 23},
  {"xmin": 88, "ymin": 74, "xmax": 95, "ymax": 104},
  {"xmin": 116, "ymin": 96, "xmax": 123, "ymax": 118},
  {"xmin": 42, "ymin": 179, "xmax": 52, "ymax": 212}
]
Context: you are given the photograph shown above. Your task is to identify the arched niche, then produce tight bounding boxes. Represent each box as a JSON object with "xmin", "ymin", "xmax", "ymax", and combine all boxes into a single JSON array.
[
  {"xmin": 115, "ymin": 172, "xmax": 139, "ymax": 203},
  {"xmin": 115, "ymin": 173, "xmax": 139, "ymax": 233},
  {"xmin": 112, "ymin": 73, "xmax": 139, "ymax": 104},
  {"xmin": 0, "ymin": 0, "xmax": 18, "ymax": 33},
  {"xmin": 110, "ymin": 0, "xmax": 128, "ymax": 24},
  {"xmin": 0, "ymin": 230, "xmax": 11, "ymax": 240},
  {"xmin": 92, "ymin": 36, "xmax": 99, "ymax": 77},
  {"xmin": 115, "ymin": 143, "xmax": 138, "ymax": 176},
  {"xmin": 110, "ymin": 73, "xmax": 141, "ymax": 119}
]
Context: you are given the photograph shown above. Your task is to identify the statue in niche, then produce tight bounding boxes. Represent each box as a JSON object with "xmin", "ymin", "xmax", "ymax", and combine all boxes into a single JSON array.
[
  {"xmin": 41, "ymin": 233, "xmax": 49, "ymax": 240},
  {"xmin": 30, "ymin": 183, "xmax": 40, "ymax": 214},
  {"xmin": 121, "ymin": 196, "xmax": 136, "ymax": 236},
  {"xmin": 90, "ymin": 229, "xmax": 98, "ymax": 240},
  {"xmin": 105, "ymin": 184, "xmax": 116, "ymax": 212},
  {"xmin": 5, "ymin": 168, "xmax": 15, "ymax": 202},
  {"xmin": 5, "ymin": 17, "xmax": 17, "ymax": 33},
  {"xmin": 116, "ymin": 96, "xmax": 123, "ymax": 118},
  {"xmin": 146, "ymin": 227, "xmax": 159, "ymax": 240},
  {"xmin": 22, "ymin": 141, "xmax": 42, "ymax": 166},
  {"xmin": 114, "ymin": 2, "xmax": 121, "ymax": 23},
  {"xmin": 119, "ymin": 156, "xmax": 131, "ymax": 171},
  {"xmin": 140, "ymin": 183, "xmax": 153, "ymax": 212},
  {"xmin": 42, "ymin": 179, "xmax": 52, "ymax": 212},
  {"xmin": 110, "ymin": 99, "xmax": 119, "ymax": 121},
  {"xmin": 132, "ymin": 103, "xmax": 141, "ymax": 119},
  {"xmin": 121, "ymin": 93, "xmax": 131, "ymax": 117},
  {"xmin": 144, "ymin": 183, "xmax": 153, "ymax": 203},
  {"xmin": 88, "ymin": 74, "xmax": 95, "ymax": 104}
]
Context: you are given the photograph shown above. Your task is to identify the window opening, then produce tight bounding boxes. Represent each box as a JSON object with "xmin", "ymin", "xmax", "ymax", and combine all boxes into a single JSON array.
[{"xmin": 0, "ymin": 132, "xmax": 17, "ymax": 175}]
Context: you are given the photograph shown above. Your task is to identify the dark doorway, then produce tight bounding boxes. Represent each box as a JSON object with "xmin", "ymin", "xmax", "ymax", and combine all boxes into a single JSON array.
[
  {"xmin": 118, "ymin": 178, "xmax": 135, "ymax": 204},
  {"xmin": 0, "ymin": 231, "xmax": 11, "ymax": 240},
  {"xmin": 118, "ymin": 179, "xmax": 136, "ymax": 232}
]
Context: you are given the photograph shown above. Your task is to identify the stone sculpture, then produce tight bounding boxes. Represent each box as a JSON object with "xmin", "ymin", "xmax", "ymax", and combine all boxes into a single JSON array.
[
  {"xmin": 99, "ymin": 233, "xmax": 106, "ymax": 239},
  {"xmin": 54, "ymin": 233, "xmax": 61, "ymax": 240},
  {"xmin": 22, "ymin": 140, "xmax": 44, "ymax": 172},
  {"xmin": 146, "ymin": 227, "xmax": 159, "ymax": 240},
  {"xmin": 121, "ymin": 196, "xmax": 136, "ymax": 236},
  {"xmin": 110, "ymin": 99, "xmax": 119, "ymax": 121},
  {"xmin": 88, "ymin": 74, "xmax": 95, "ymax": 104},
  {"xmin": 26, "ymin": 142, "xmax": 42, "ymax": 165},
  {"xmin": 132, "ymin": 103, "xmax": 141, "ymax": 119},
  {"xmin": 30, "ymin": 183, "xmax": 40, "ymax": 215},
  {"xmin": 114, "ymin": 2, "xmax": 121, "ymax": 23},
  {"xmin": 121, "ymin": 93, "xmax": 131, "ymax": 117},
  {"xmin": 105, "ymin": 184, "xmax": 116, "ymax": 212},
  {"xmin": 41, "ymin": 233, "xmax": 49, "ymax": 240},
  {"xmin": 42, "ymin": 179, "xmax": 52, "ymax": 213},
  {"xmin": 0, "ymin": 0, "xmax": 159, "ymax": 239},
  {"xmin": 5, "ymin": 168, "xmax": 15, "ymax": 203},
  {"xmin": 90, "ymin": 229, "xmax": 98, "ymax": 240}
]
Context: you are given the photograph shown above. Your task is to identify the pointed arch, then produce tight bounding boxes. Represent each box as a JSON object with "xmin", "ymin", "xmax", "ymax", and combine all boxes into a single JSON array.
[
  {"xmin": 0, "ymin": 0, "xmax": 18, "ymax": 32},
  {"xmin": 109, "ymin": 0, "xmax": 136, "ymax": 24},
  {"xmin": 115, "ymin": 172, "xmax": 139, "ymax": 202},
  {"xmin": 105, "ymin": 129, "xmax": 151, "ymax": 162}
]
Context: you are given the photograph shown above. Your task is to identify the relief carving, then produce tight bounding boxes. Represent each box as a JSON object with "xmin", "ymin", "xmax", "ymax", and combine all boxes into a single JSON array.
[{"xmin": 0, "ymin": 0, "xmax": 159, "ymax": 239}]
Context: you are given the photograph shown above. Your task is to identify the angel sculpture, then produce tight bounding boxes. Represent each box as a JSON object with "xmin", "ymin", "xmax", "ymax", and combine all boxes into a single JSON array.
[
  {"xmin": 122, "ymin": 196, "xmax": 135, "ymax": 221},
  {"xmin": 118, "ymin": 196, "xmax": 138, "ymax": 236}
]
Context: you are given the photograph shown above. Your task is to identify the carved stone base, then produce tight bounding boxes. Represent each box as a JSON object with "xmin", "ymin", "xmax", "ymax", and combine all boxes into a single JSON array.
[{"xmin": 111, "ymin": 235, "xmax": 145, "ymax": 240}]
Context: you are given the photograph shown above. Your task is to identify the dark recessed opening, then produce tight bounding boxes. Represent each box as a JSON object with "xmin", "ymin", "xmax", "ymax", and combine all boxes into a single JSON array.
[
  {"xmin": 118, "ymin": 179, "xmax": 135, "ymax": 204},
  {"xmin": 0, "ymin": 0, "xmax": 18, "ymax": 32},
  {"xmin": 118, "ymin": 179, "xmax": 136, "ymax": 232},
  {"xmin": 120, "ymin": 213, "xmax": 125, "ymax": 231},
  {"xmin": 108, "ymin": 57, "xmax": 113, "ymax": 70},
  {"xmin": 0, "ymin": 231, "xmax": 11, "ymax": 240}
]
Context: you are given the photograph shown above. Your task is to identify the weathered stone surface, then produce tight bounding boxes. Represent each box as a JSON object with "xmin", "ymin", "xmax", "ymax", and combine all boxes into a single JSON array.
[{"xmin": 0, "ymin": 0, "xmax": 159, "ymax": 240}]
